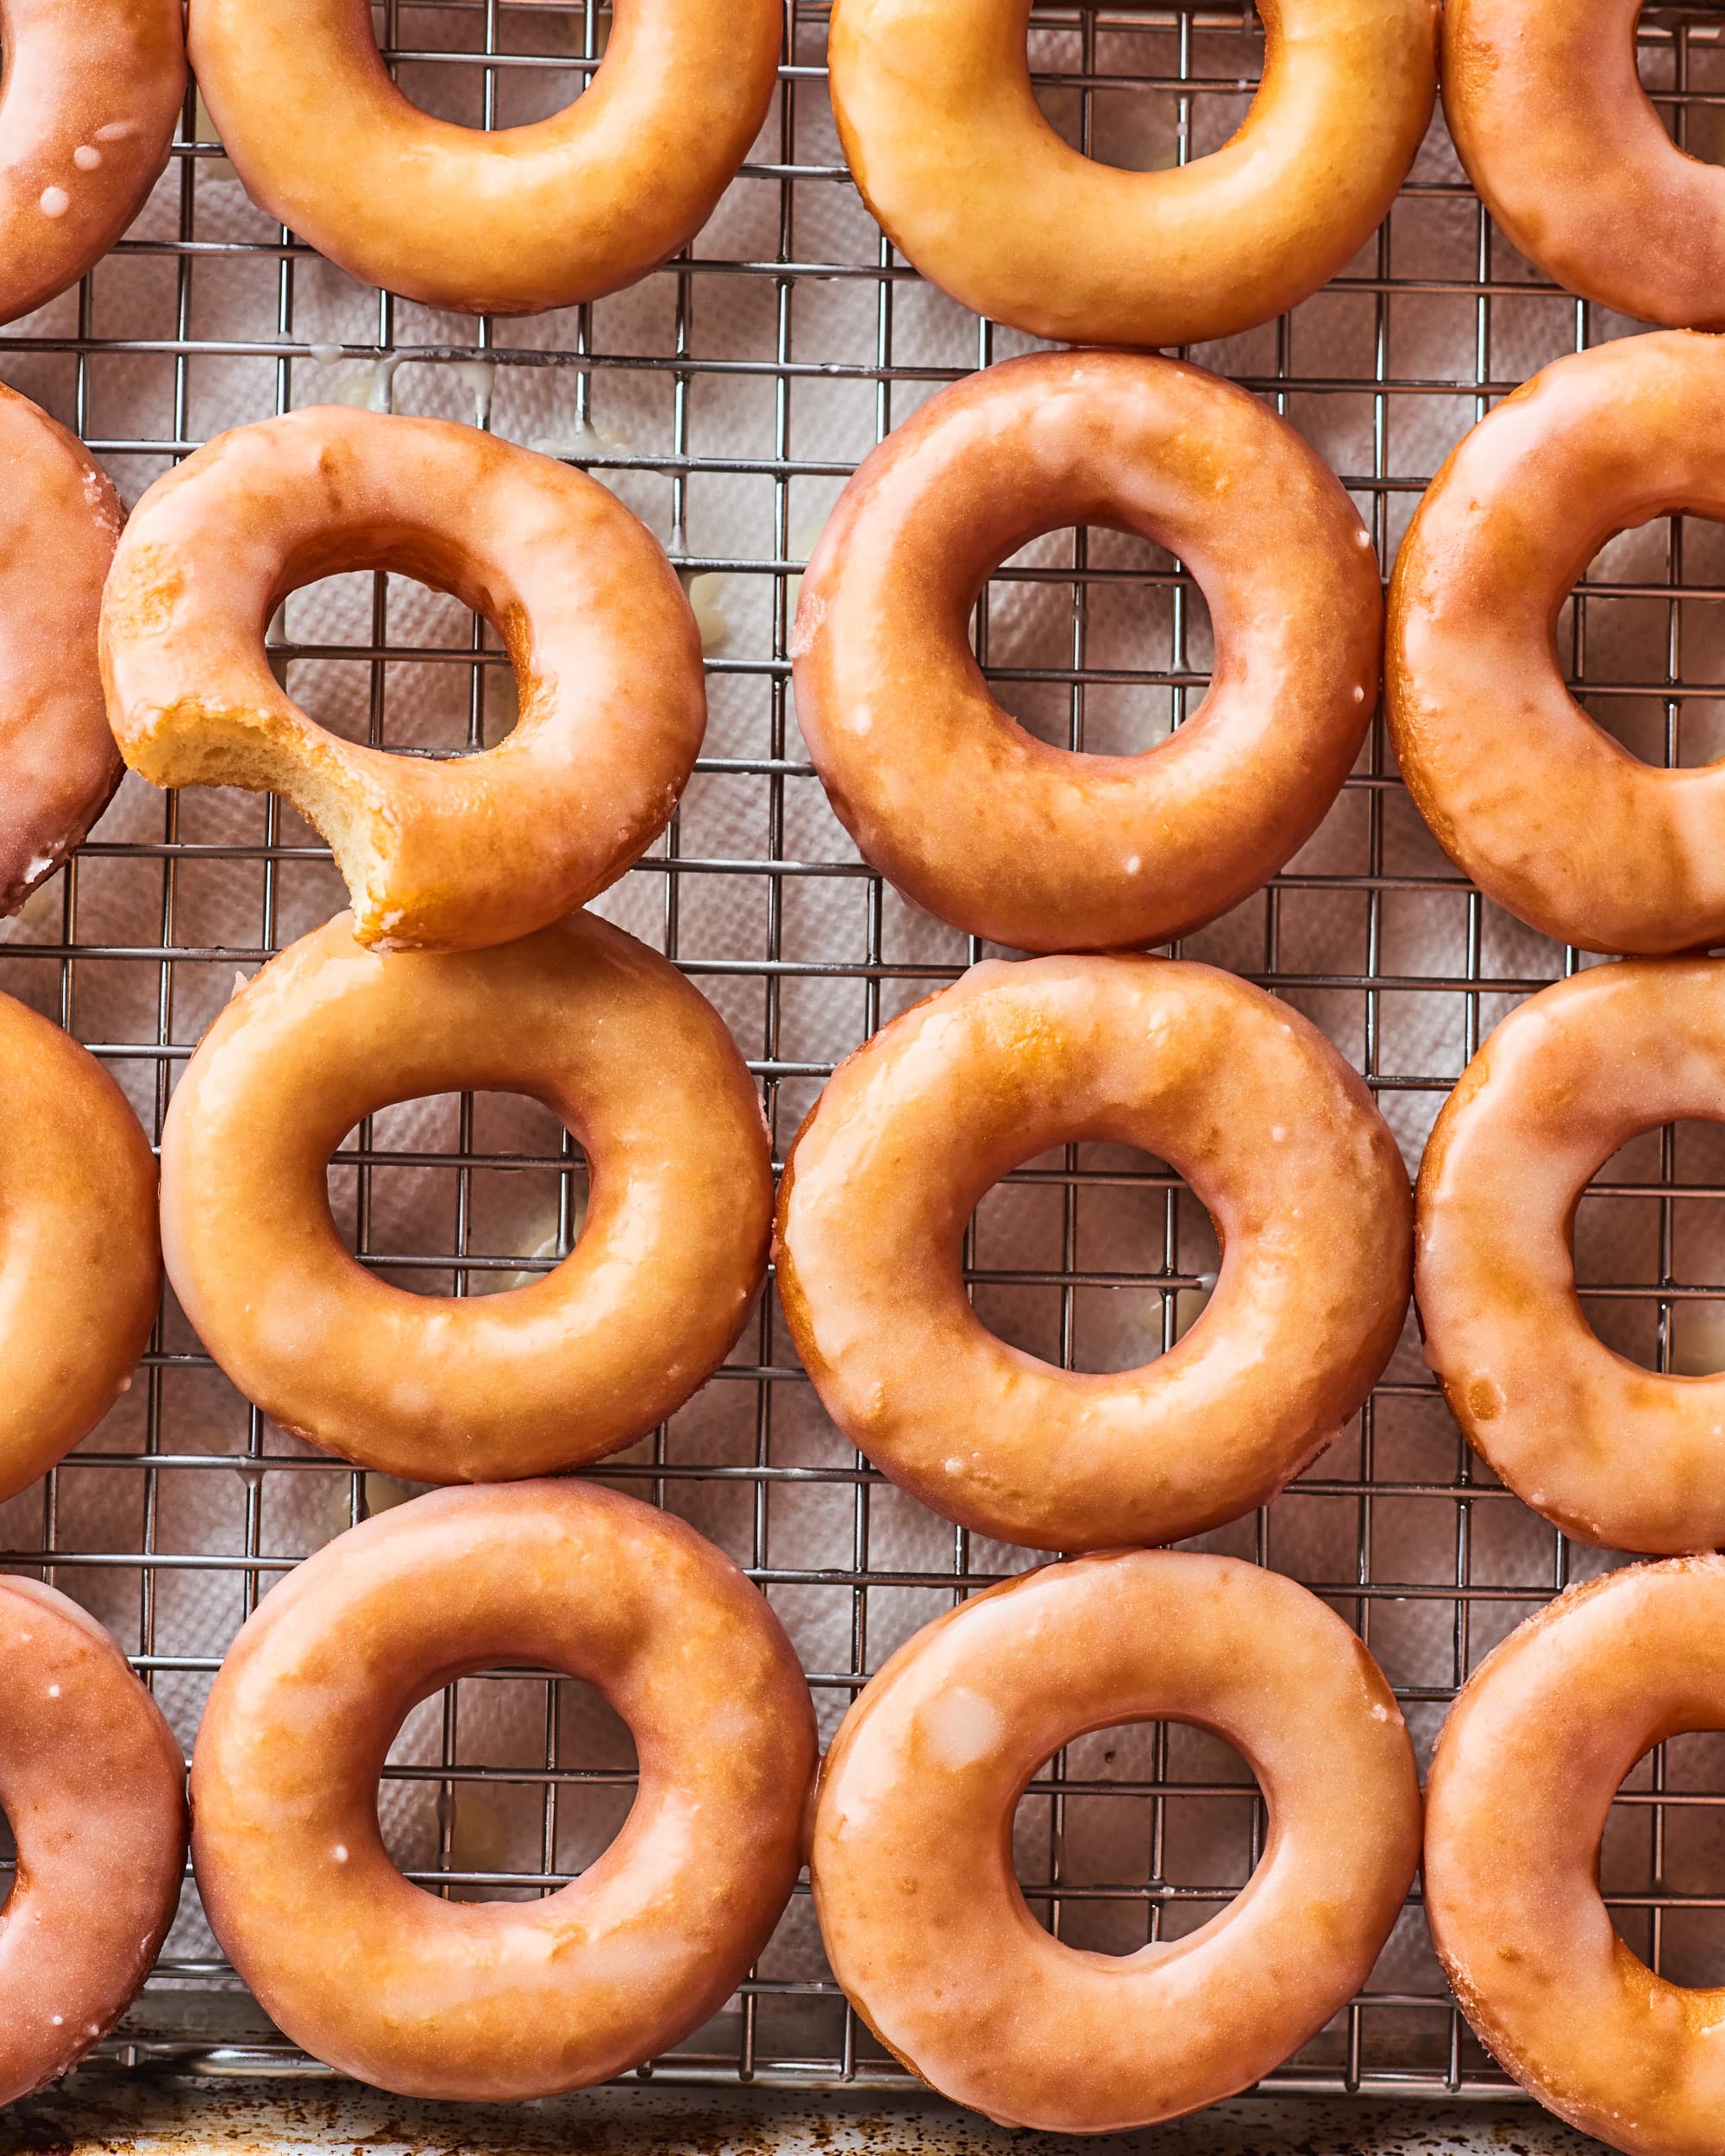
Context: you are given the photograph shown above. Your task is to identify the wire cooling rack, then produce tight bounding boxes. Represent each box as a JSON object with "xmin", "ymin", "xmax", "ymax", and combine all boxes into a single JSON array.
[{"xmin": 3, "ymin": 0, "xmax": 1725, "ymax": 2113}]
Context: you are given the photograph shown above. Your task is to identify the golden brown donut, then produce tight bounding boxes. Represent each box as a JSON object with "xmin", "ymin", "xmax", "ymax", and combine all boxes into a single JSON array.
[
  {"xmin": 776, "ymin": 954, "xmax": 1412, "ymax": 1551},
  {"xmin": 0, "ymin": 385, "xmax": 129, "ymax": 918},
  {"xmin": 826, "ymin": 0, "xmax": 1438, "ymax": 348},
  {"xmin": 1387, "ymin": 332, "xmax": 1725, "ymax": 956},
  {"xmin": 0, "ymin": 990, "xmax": 160, "ymax": 1502},
  {"xmin": 1425, "ymin": 1557, "xmax": 1725, "ymax": 2156},
  {"xmin": 102, "ymin": 405, "xmax": 705, "ymax": 955},
  {"xmin": 0, "ymin": 0, "xmax": 185, "ymax": 327},
  {"xmin": 1445, "ymin": 1, "xmax": 1725, "ymax": 329},
  {"xmin": 160, "ymin": 909, "xmax": 772, "ymax": 1484},
  {"xmin": 1417, "ymin": 958, "xmax": 1725, "ymax": 1555},
  {"xmin": 192, "ymin": 1481, "xmax": 818, "ymax": 2100},
  {"xmin": 791, "ymin": 352, "xmax": 1384, "ymax": 955},
  {"xmin": 812, "ymin": 1550, "xmax": 1421, "ymax": 2133},
  {"xmin": 0, "ymin": 1575, "xmax": 186, "ymax": 2104},
  {"xmin": 187, "ymin": 0, "xmax": 781, "ymax": 317}
]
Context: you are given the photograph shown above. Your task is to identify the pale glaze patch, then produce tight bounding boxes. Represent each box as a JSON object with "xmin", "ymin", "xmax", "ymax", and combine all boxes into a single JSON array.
[
  {"xmin": 1425, "ymin": 1558, "xmax": 1725, "ymax": 2156},
  {"xmin": 826, "ymin": 0, "xmax": 1436, "ymax": 347},
  {"xmin": 187, "ymin": 0, "xmax": 780, "ymax": 316},
  {"xmin": 100, "ymin": 405, "xmax": 706, "ymax": 954},
  {"xmin": 159, "ymin": 911, "xmax": 773, "ymax": 1482},
  {"xmin": 1446, "ymin": 0, "xmax": 1725, "ymax": 329},
  {"xmin": 811, "ymin": 1550, "xmax": 1421, "ymax": 2133},
  {"xmin": 191, "ymin": 1482, "xmax": 818, "ymax": 2101},
  {"xmin": 775, "ymin": 954, "xmax": 1413, "ymax": 1551},
  {"xmin": 792, "ymin": 352, "xmax": 1385, "ymax": 955},
  {"xmin": 1416, "ymin": 956, "xmax": 1725, "ymax": 1553},
  {"xmin": 0, "ymin": 1576, "xmax": 186, "ymax": 2103},
  {"xmin": 1387, "ymin": 332, "xmax": 1725, "ymax": 955}
]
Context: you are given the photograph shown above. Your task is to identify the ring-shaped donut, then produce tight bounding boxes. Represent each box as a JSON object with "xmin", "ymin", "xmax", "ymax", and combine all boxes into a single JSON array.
[
  {"xmin": 775, "ymin": 954, "xmax": 1413, "ymax": 1551},
  {"xmin": 187, "ymin": 0, "xmax": 781, "ymax": 316},
  {"xmin": 0, "ymin": 1575, "xmax": 186, "ymax": 2103},
  {"xmin": 0, "ymin": 0, "xmax": 185, "ymax": 328},
  {"xmin": 1445, "ymin": 1, "xmax": 1725, "ymax": 329},
  {"xmin": 1388, "ymin": 332, "xmax": 1725, "ymax": 956},
  {"xmin": 792, "ymin": 352, "xmax": 1383, "ymax": 955},
  {"xmin": 1417, "ymin": 958, "xmax": 1725, "ymax": 1555},
  {"xmin": 811, "ymin": 1549, "xmax": 1421, "ymax": 2133},
  {"xmin": 191, "ymin": 1481, "xmax": 818, "ymax": 2100},
  {"xmin": 160, "ymin": 911, "xmax": 773, "ymax": 1483},
  {"xmin": 825, "ymin": 0, "xmax": 1438, "ymax": 348},
  {"xmin": 1, "ymin": 991, "xmax": 160, "ymax": 1502},
  {"xmin": 101, "ymin": 405, "xmax": 706, "ymax": 955},
  {"xmin": 1425, "ymin": 1557, "xmax": 1725, "ymax": 2156}
]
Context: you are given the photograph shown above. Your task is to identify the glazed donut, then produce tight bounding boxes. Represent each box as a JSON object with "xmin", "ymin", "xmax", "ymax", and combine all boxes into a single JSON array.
[
  {"xmin": 812, "ymin": 1550, "xmax": 1421, "ymax": 2133},
  {"xmin": 187, "ymin": 0, "xmax": 781, "ymax": 317},
  {"xmin": 161, "ymin": 910, "xmax": 772, "ymax": 1483},
  {"xmin": 1388, "ymin": 332, "xmax": 1725, "ymax": 956},
  {"xmin": 791, "ymin": 352, "xmax": 1383, "ymax": 955},
  {"xmin": 775, "ymin": 954, "xmax": 1412, "ymax": 1551},
  {"xmin": 192, "ymin": 1481, "xmax": 817, "ymax": 2100},
  {"xmin": 102, "ymin": 405, "xmax": 705, "ymax": 955},
  {"xmin": 0, "ymin": 1575, "xmax": 186, "ymax": 2104},
  {"xmin": 1424, "ymin": 1557, "xmax": 1725, "ymax": 2156},
  {"xmin": 1417, "ymin": 958, "xmax": 1725, "ymax": 1554},
  {"xmin": 0, "ymin": 385, "xmax": 129, "ymax": 918},
  {"xmin": 0, "ymin": 0, "xmax": 185, "ymax": 327},
  {"xmin": 0, "ymin": 991, "xmax": 160, "ymax": 1502},
  {"xmin": 1445, "ymin": 1, "xmax": 1725, "ymax": 329},
  {"xmin": 826, "ymin": 0, "xmax": 1438, "ymax": 348}
]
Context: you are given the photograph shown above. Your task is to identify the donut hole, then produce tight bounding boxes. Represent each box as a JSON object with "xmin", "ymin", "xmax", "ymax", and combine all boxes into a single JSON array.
[
  {"xmin": 1604, "ymin": 1728, "xmax": 1725, "ymax": 1985},
  {"xmin": 0, "ymin": 1808, "xmax": 15, "ymax": 1915},
  {"xmin": 968, "ymin": 1142, "xmax": 1220, "ymax": 1376},
  {"xmin": 977, "ymin": 530, "xmax": 1215, "ymax": 757},
  {"xmin": 379, "ymin": 1673, "xmax": 638, "ymax": 1904},
  {"xmin": 1565, "ymin": 517, "xmax": 1725, "ymax": 769},
  {"xmin": 1637, "ymin": 21, "xmax": 1725, "ymax": 167},
  {"xmin": 326, "ymin": 1091, "xmax": 588, "ymax": 1300},
  {"xmin": 1013, "ymin": 1720, "xmax": 1262, "ymax": 1956},
  {"xmin": 1028, "ymin": 9, "xmax": 1258, "ymax": 178},
  {"xmin": 374, "ymin": 4, "xmax": 596, "ymax": 131},
  {"xmin": 1573, "ymin": 1119, "xmax": 1725, "ymax": 1373}
]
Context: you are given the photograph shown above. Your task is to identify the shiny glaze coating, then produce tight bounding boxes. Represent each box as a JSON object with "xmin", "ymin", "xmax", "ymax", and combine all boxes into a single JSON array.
[
  {"xmin": 160, "ymin": 911, "xmax": 773, "ymax": 1483},
  {"xmin": 775, "ymin": 955, "xmax": 1412, "ymax": 1551},
  {"xmin": 792, "ymin": 353, "xmax": 1383, "ymax": 955},
  {"xmin": 0, "ymin": 1576, "xmax": 187, "ymax": 2103},
  {"xmin": 1417, "ymin": 959, "xmax": 1725, "ymax": 1554},
  {"xmin": 826, "ymin": 0, "xmax": 1437, "ymax": 348},
  {"xmin": 812, "ymin": 1550, "xmax": 1421, "ymax": 2133},
  {"xmin": 192, "ymin": 1482, "xmax": 819, "ymax": 2100},
  {"xmin": 0, "ymin": 991, "xmax": 160, "ymax": 1501},
  {"xmin": 0, "ymin": 385, "xmax": 129, "ymax": 918},
  {"xmin": 1446, "ymin": 0, "xmax": 1725, "ymax": 329},
  {"xmin": 102, "ymin": 406, "xmax": 705, "ymax": 954},
  {"xmin": 188, "ymin": 0, "xmax": 781, "ymax": 317},
  {"xmin": 1388, "ymin": 332, "xmax": 1725, "ymax": 955},
  {"xmin": 1425, "ymin": 1558, "xmax": 1725, "ymax": 2156},
  {"xmin": 0, "ymin": 0, "xmax": 184, "ymax": 327}
]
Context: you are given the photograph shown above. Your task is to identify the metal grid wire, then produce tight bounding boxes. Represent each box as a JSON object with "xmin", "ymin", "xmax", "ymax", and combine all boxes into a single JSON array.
[{"xmin": 2, "ymin": 0, "xmax": 1725, "ymax": 2109}]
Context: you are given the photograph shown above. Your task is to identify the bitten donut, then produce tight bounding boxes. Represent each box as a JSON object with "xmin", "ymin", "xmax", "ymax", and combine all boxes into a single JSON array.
[
  {"xmin": 792, "ymin": 352, "xmax": 1383, "ymax": 955},
  {"xmin": 0, "ymin": 1576, "xmax": 187, "ymax": 2103},
  {"xmin": 102, "ymin": 406, "xmax": 705, "ymax": 954},
  {"xmin": 160, "ymin": 910, "xmax": 772, "ymax": 1483},
  {"xmin": 776, "ymin": 955, "xmax": 1412, "ymax": 1551},
  {"xmin": 0, "ymin": 385, "xmax": 129, "ymax": 918},
  {"xmin": 1446, "ymin": 1, "xmax": 1725, "ymax": 329},
  {"xmin": 188, "ymin": 0, "xmax": 781, "ymax": 317},
  {"xmin": 826, "ymin": 0, "xmax": 1437, "ymax": 348},
  {"xmin": 1417, "ymin": 958, "xmax": 1725, "ymax": 1554},
  {"xmin": 1388, "ymin": 332, "xmax": 1725, "ymax": 956},
  {"xmin": 0, "ymin": 0, "xmax": 184, "ymax": 328},
  {"xmin": 192, "ymin": 1482, "xmax": 817, "ymax": 2100},
  {"xmin": 1425, "ymin": 1558, "xmax": 1725, "ymax": 2156},
  {"xmin": 1, "ymin": 992, "xmax": 160, "ymax": 1501},
  {"xmin": 812, "ymin": 1551, "xmax": 1421, "ymax": 2133}
]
